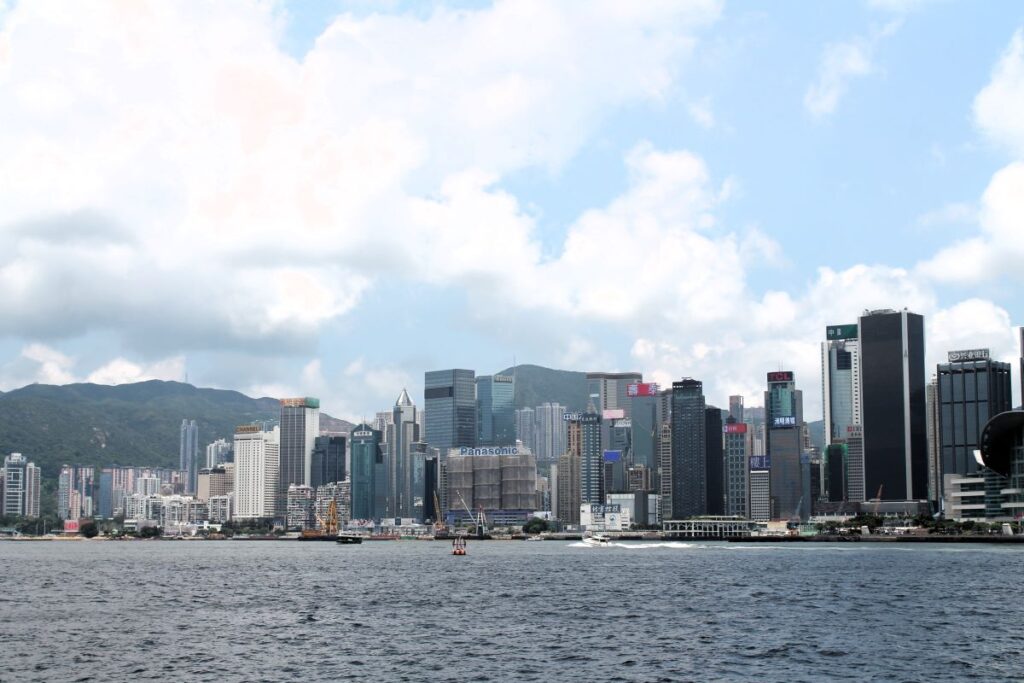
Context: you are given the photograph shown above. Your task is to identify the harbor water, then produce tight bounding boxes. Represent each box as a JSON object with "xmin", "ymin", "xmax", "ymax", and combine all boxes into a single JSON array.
[{"xmin": 1, "ymin": 539, "xmax": 1021, "ymax": 681}]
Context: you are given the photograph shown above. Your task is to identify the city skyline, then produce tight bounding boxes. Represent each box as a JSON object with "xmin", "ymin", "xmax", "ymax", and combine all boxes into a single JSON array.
[{"xmin": 0, "ymin": 2, "xmax": 1022, "ymax": 423}]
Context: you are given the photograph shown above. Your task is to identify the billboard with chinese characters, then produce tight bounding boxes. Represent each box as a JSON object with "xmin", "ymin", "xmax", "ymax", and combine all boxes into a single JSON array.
[
  {"xmin": 826, "ymin": 324, "xmax": 858, "ymax": 340},
  {"xmin": 750, "ymin": 455, "xmax": 770, "ymax": 470},
  {"xmin": 772, "ymin": 416, "xmax": 797, "ymax": 428},
  {"xmin": 626, "ymin": 382, "xmax": 659, "ymax": 397},
  {"xmin": 948, "ymin": 348, "xmax": 990, "ymax": 363}
]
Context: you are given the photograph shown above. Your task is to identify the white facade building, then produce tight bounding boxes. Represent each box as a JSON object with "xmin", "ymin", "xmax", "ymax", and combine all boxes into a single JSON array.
[{"xmin": 234, "ymin": 425, "xmax": 280, "ymax": 519}]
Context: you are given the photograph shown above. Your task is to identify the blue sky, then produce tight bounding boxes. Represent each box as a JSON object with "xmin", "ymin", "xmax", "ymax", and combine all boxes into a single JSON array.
[{"xmin": 0, "ymin": 0, "xmax": 1023, "ymax": 422}]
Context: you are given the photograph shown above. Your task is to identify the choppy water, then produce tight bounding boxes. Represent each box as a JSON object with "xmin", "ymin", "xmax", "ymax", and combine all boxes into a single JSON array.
[{"xmin": 1, "ymin": 539, "xmax": 1021, "ymax": 682}]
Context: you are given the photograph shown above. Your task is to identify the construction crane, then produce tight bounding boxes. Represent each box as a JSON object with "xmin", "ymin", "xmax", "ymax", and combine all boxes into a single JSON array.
[
  {"xmin": 456, "ymin": 490, "xmax": 487, "ymax": 538},
  {"xmin": 432, "ymin": 491, "xmax": 446, "ymax": 533},
  {"xmin": 872, "ymin": 485, "xmax": 884, "ymax": 516},
  {"xmin": 313, "ymin": 499, "xmax": 339, "ymax": 536}
]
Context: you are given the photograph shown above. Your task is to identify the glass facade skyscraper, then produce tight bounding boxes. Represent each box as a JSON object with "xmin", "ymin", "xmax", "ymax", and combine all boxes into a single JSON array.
[
  {"xmin": 936, "ymin": 352, "xmax": 1012, "ymax": 496},
  {"xmin": 670, "ymin": 379, "xmax": 706, "ymax": 519},
  {"xmin": 180, "ymin": 419, "xmax": 199, "ymax": 494},
  {"xmin": 765, "ymin": 371, "xmax": 804, "ymax": 520},
  {"xmin": 424, "ymin": 369, "xmax": 477, "ymax": 452},
  {"xmin": 311, "ymin": 435, "xmax": 346, "ymax": 489},
  {"xmin": 476, "ymin": 375, "xmax": 515, "ymax": 446},
  {"xmin": 350, "ymin": 424, "xmax": 382, "ymax": 521},
  {"xmin": 859, "ymin": 309, "xmax": 927, "ymax": 501},
  {"xmin": 279, "ymin": 397, "xmax": 320, "ymax": 513}
]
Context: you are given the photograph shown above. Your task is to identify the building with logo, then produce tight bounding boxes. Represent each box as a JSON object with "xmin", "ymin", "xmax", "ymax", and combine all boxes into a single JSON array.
[
  {"xmin": 446, "ymin": 445, "xmax": 537, "ymax": 525},
  {"xmin": 579, "ymin": 502, "xmax": 631, "ymax": 531},
  {"xmin": 765, "ymin": 371, "xmax": 805, "ymax": 520},
  {"xmin": 723, "ymin": 419, "xmax": 748, "ymax": 518},
  {"xmin": 564, "ymin": 410, "xmax": 604, "ymax": 505},
  {"xmin": 628, "ymin": 383, "xmax": 659, "ymax": 471},
  {"xmin": 2, "ymin": 453, "xmax": 40, "ymax": 518},
  {"xmin": 821, "ymin": 323, "xmax": 861, "ymax": 446},
  {"xmin": 349, "ymin": 424, "xmax": 383, "ymax": 521}
]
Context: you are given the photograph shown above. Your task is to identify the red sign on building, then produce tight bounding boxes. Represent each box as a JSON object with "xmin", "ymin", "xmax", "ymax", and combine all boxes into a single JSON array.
[
  {"xmin": 766, "ymin": 371, "xmax": 794, "ymax": 383},
  {"xmin": 723, "ymin": 423, "xmax": 748, "ymax": 434},
  {"xmin": 627, "ymin": 382, "xmax": 659, "ymax": 397}
]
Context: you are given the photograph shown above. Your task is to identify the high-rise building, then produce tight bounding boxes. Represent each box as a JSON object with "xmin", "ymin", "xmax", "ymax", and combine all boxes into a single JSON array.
[
  {"xmin": 446, "ymin": 446, "xmax": 537, "ymax": 525},
  {"xmin": 424, "ymin": 451, "xmax": 445, "ymax": 523},
  {"xmin": 821, "ymin": 324, "xmax": 862, "ymax": 446},
  {"xmin": 349, "ymin": 423, "xmax": 383, "ymax": 521},
  {"xmin": 205, "ymin": 438, "xmax": 232, "ymax": 468},
  {"xmin": 1020, "ymin": 327, "xmax": 1024, "ymax": 407},
  {"xmin": 534, "ymin": 403, "xmax": 567, "ymax": 463},
  {"xmin": 556, "ymin": 452, "xmax": 581, "ymax": 525},
  {"xmin": 728, "ymin": 395, "xmax": 745, "ymax": 423},
  {"xmin": 2, "ymin": 453, "xmax": 40, "ymax": 518},
  {"xmin": 476, "ymin": 375, "xmax": 515, "ymax": 446},
  {"xmin": 587, "ymin": 372, "xmax": 643, "ymax": 419},
  {"xmin": 705, "ymin": 407, "xmax": 724, "ymax": 516},
  {"xmin": 387, "ymin": 389, "xmax": 419, "ymax": 518},
  {"xmin": 859, "ymin": 309, "xmax": 927, "ymax": 501},
  {"xmin": 627, "ymin": 382, "xmax": 659, "ymax": 470},
  {"xmin": 723, "ymin": 418, "xmax": 748, "ymax": 518},
  {"xmin": 233, "ymin": 425, "xmax": 280, "ymax": 519},
  {"xmin": 57, "ymin": 464, "xmax": 94, "ymax": 520},
  {"xmin": 749, "ymin": 469, "xmax": 770, "ymax": 522},
  {"xmin": 197, "ymin": 465, "xmax": 234, "ymax": 502},
  {"xmin": 765, "ymin": 371, "xmax": 804, "ymax": 520},
  {"xmin": 926, "ymin": 377, "xmax": 941, "ymax": 505},
  {"xmin": 311, "ymin": 435, "xmax": 346, "ymax": 490},
  {"xmin": 180, "ymin": 419, "xmax": 199, "ymax": 494},
  {"xmin": 846, "ymin": 426, "xmax": 866, "ymax": 503},
  {"xmin": 515, "ymin": 407, "xmax": 536, "ymax": 454},
  {"xmin": 286, "ymin": 485, "xmax": 316, "ymax": 531},
  {"xmin": 658, "ymin": 422, "xmax": 672, "ymax": 521},
  {"xmin": 98, "ymin": 469, "xmax": 114, "ymax": 519},
  {"xmin": 670, "ymin": 379, "xmax": 706, "ymax": 519},
  {"xmin": 279, "ymin": 397, "xmax": 320, "ymax": 512},
  {"xmin": 424, "ymin": 369, "xmax": 477, "ymax": 451},
  {"xmin": 571, "ymin": 409, "xmax": 603, "ymax": 505},
  {"xmin": 936, "ymin": 349, "xmax": 1013, "ymax": 497}
]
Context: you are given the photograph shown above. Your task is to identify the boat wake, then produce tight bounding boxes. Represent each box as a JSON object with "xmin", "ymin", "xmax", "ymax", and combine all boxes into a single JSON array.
[{"xmin": 568, "ymin": 541, "xmax": 694, "ymax": 549}]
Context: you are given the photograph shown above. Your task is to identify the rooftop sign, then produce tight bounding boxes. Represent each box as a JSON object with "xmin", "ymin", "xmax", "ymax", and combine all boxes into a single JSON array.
[
  {"xmin": 767, "ymin": 371, "xmax": 794, "ymax": 383},
  {"xmin": 948, "ymin": 348, "xmax": 990, "ymax": 363},
  {"xmin": 826, "ymin": 324, "xmax": 858, "ymax": 340}
]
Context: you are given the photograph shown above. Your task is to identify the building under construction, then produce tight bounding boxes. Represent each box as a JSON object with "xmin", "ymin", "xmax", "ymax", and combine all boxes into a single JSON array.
[{"xmin": 446, "ymin": 446, "xmax": 537, "ymax": 526}]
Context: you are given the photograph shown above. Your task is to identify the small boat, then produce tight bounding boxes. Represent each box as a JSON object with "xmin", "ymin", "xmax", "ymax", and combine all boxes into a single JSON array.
[
  {"xmin": 525, "ymin": 535, "xmax": 544, "ymax": 542},
  {"xmin": 452, "ymin": 537, "xmax": 467, "ymax": 556},
  {"xmin": 582, "ymin": 534, "xmax": 612, "ymax": 547},
  {"xmin": 335, "ymin": 533, "xmax": 363, "ymax": 545}
]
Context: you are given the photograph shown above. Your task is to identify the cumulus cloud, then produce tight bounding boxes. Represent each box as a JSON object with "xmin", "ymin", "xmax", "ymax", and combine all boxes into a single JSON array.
[
  {"xmin": 974, "ymin": 29, "xmax": 1024, "ymax": 155},
  {"xmin": 804, "ymin": 21, "xmax": 900, "ymax": 117},
  {"xmin": 0, "ymin": 0, "xmax": 722, "ymax": 359}
]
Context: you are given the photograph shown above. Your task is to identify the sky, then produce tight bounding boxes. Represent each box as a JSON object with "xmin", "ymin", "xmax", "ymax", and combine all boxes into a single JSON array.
[{"xmin": 1, "ymin": 0, "xmax": 1023, "ymax": 422}]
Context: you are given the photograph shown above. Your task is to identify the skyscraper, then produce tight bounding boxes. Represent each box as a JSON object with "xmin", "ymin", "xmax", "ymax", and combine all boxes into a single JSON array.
[
  {"xmin": 180, "ymin": 419, "xmax": 199, "ymax": 494},
  {"xmin": 821, "ymin": 324, "xmax": 861, "ymax": 446},
  {"xmin": 206, "ymin": 438, "xmax": 232, "ymax": 468},
  {"xmin": 658, "ymin": 422, "xmax": 673, "ymax": 521},
  {"xmin": 723, "ymin": 418, "xmax": 748, "ymax": 517},
  {"xmin": 765, "ymin": 371, "xmax": 804, "ymax": 520},
  {"xmin": 936, "ymin": 349, "xmax": 1012, "ymax": 496},
  {"xmin": 98, "ymin": 469, "xmax": 114, "ymax": 519},
  {"xmin": 2, "ymin": 453, "xmax": 40, "ymax": 518},
  {"xmin": 926, "ymin": 377, "xmax": 940, "ymax": 505},
  {"xmin": 670, "ymin": 379, "xmax": 706, "ymax": 519},
  {"xmin": 859, "ymin": 309, "xmax": 927, "ymax": 501},
  {"xmin": 476, "ymin": 375, "xmax": 515, "ymax": 446},
  {"xmin": 311, "ymin": 435, "xmax": 346, "ymax": 489},
  {"xmin": 534, "ymin": 403, "xmax": 567, "ymax": 463},
  {"xmin": 587, "ymin": 372, "xmax": 643, "ymax": 418},
  {"xmin": 728, "ymin": 395, "xmax": 745, "ymax": 423},
  {"xmin": 233, "ymin": 425, "xmax": 280, "ymax": 519},
  {"xmin": 573, "ymin": 408, "xmax": 603, "ymax": 505},
  {"xmin": 279, "ymin": 397, "xmax": 320, "ymax": 511},
  {"xmin": 705, "ymin": 407, "xmax": 724, "ymax": 516},
  {"xmin": 388, "ymin": 389, "xmax": 419, "ymax": 518},
  {"xmin": 515, "ymin": 406, "xmax": 536, "ymax": 453},
  {"xmin": 627, "ymin": 382, "xmax": 659, "ymax": 470},
  {"xmin": 350, "ymin": 423, "xmax": 383, "ymax": 521},
  {"xmin": 556, "ymin": 451, "xmax": 581, "ymax": 525},
  {"xmin": 424, "ymin": 369, "xmax": 477, "ymax": 451}
]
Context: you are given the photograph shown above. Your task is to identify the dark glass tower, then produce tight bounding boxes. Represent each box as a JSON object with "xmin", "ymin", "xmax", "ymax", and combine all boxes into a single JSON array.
[
  {"xmin": 350, "ymin": 424, "xmax": 382, "ymax": 521},
  {"xmin": 705, "ymin": 407, "xmax": 725, "ymax": 516},
  {"xmin": 476, "ymin": 374, "xmax": 515, "ymax": 445},
  {"xmin": 279, "ymin": 397, "xmax": 319, "ymax": 514},
  {"xmin": 311, "ymin": 435, "xmax": 346, "ymax": 489},
  {"xmin": 424, "ymin": 369, "xmax": 477, "ymax": 451},
  {"xmin": 179, "ymin": 419, "xmax": 199, "ymax": 494},
  {"xmin": 859, "ymin": 309, "xmax": 927, "ymax": 501},
  {"xmin": 936, "ymin": 351, "xmax": 1012, "ymax": 494},
  {"xmin": 765, "ymin": 371, "xmax": 804, "ymax": 520},
  {"xmin": 670, "ymin": 379, "xmax": 706, "ymax": 519}
]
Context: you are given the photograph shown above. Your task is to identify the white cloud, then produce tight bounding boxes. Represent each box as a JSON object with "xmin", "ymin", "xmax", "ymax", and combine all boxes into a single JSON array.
[
  {"xmin": 19, "ymin": 343, "xmax": 75, "ymax": 385},
  {"xmin": 86, "ymin": 356, "xmax": 185, "ymax": 385},
  {"xmin": 974, "ymin": 28, "xmax": 1024, "ymax": 156},
  {"xmin": 804, "ymin": 21, "xmax": 900, "ymax": 117},
  {"xmin": 0, "ymin": 0, "xmax": 722, "ymax": 361},
  {"xmin": 688, "ymin": 95, "xmax": 715, "ymax": 128},
  {"xmin": 915, "ymin": 202, "xmax": 975, "ymax": 228}
]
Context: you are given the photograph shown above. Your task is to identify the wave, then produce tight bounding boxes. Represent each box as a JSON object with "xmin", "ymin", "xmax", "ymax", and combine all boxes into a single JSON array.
[{"xmin": 567, "ymin": 541, "xmax": 695, "ymax": 549}]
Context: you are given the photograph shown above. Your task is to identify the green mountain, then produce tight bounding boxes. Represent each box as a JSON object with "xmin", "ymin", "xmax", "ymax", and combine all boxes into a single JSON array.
[
  {"xmin": 0, "ymin": 380, "xmax": 352, "ymax": 481},
  {"xmin": 496, "ymin": 364, "xmax": 589, "ymax": 412}
]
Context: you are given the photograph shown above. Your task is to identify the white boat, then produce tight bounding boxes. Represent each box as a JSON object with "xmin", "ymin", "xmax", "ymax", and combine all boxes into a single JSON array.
[{"xmin": 582, "ymin": 534, "xmax": 612, "ymax": 547}]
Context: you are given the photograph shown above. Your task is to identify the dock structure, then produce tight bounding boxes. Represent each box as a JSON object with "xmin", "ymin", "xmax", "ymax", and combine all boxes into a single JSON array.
[{"xmin": 662, "ymin": 516, "xmax": 758, "ymax": 539}]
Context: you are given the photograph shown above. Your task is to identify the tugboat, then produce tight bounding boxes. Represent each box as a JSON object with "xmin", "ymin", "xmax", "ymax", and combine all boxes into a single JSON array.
[
  {"xmin": 335, "ymin": 533, "xmax": 363, "ymax": 545},
  {"xmin": 452, "ymin": 537, "xmax": 467, "ymax": 556},
  {"xmin": 298, "ymin": 500, "xmax": 340, "ymax": 541}
]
